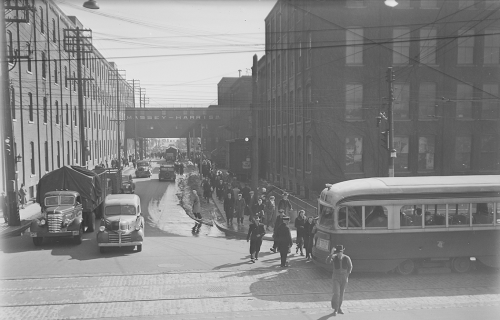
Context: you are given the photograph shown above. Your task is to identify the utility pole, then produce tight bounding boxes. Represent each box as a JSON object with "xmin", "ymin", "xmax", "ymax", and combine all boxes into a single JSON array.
[
  {"xmin": 64, "ymin": 27, "xmax": 93, "ymax": 167},
  {"xmin": 386, "ymin": 67, "xmax": 396, "ymax": 177},
  {"xmin": 128, "ymin": 79, "xmax": 139, "ymax": 161},
  {"xmin": 250, "ymin": 55, "xmax": 259, "ymax": 191},
  {"xmin": 1, "ymin": 0, "xmax": 21, "ymax": 226}
]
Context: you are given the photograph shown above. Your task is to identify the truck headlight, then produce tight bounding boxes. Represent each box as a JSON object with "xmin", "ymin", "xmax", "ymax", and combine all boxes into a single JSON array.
[
  {"xmin": 99, "ymin": 226, "xmax": 105, "ymax": 232},
  {"xmin": 62, "ymin": 218, "xmax": 70, "ymax": 227},
  {"xmin": 38, "ymin": 219, "xmax": 46, "ymax": 226}
]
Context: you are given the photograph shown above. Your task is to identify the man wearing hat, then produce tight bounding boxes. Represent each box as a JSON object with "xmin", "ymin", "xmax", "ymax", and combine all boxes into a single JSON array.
[
  {"xmin": 274, "ymin": 215, "xmax": 293, "ymax": 267},
  {"xmin": 246, "ymin": 216, "xmax": 266, "ymax": 263},
  {"xmin": 326, "ymin": 245, "xmax": 353, "ymax": 316},
  {"xmin": 270, "ymin": 209, "xmax": 286, "ymax": 253}
]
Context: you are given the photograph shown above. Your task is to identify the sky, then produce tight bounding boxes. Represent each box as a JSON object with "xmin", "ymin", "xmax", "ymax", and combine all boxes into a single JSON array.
[{"xmin": 55, "ymin": 0, "xmax": 277, "ymax": 108}]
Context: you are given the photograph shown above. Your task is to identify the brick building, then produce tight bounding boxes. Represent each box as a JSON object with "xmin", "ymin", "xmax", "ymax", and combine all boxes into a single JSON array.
[
  {"xmin": 6, "ymin": 0, "xmax": 133, "ymax": 199},
  {"xmin": 257, "ymin": 0, "xmax": 500, "ymax": 199}
]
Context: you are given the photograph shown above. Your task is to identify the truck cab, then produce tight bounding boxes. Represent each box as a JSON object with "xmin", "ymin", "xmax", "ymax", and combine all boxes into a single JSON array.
[
  {"xmin": 158, "ymin": 165, "xmax": 175, "ymax": 181},
  {"xmin": 30, "ymin": 191, "xmax": 84, "ymax": 246},
  {"xmin": 97, "ymin": 194, "xmax": 144, "ymax": 253}
]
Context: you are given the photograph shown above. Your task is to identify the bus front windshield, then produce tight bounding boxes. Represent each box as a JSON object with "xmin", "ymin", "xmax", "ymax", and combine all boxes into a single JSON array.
[{"xmin": 319, "ymin": 204, "xmax": 334, "ymax": 228}]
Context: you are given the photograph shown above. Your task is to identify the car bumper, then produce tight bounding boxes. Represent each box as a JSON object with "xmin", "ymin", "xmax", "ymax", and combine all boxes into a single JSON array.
[
  {"xmin": 98, "ymin": 241, "xmax": 142, "ymax": 247},
  {"xmin": 30, "ymin": 230, "xmax": 79, "ymax": 237}
]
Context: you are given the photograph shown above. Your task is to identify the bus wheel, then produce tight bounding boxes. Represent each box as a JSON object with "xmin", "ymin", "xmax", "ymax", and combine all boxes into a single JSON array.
[
  {"xmin": 396, "ymin": 259, "xmax": 415, "ymax": 275},
  {"xmin": 451, "ymin": 257, "xmax": 471, "ymax": 273}
]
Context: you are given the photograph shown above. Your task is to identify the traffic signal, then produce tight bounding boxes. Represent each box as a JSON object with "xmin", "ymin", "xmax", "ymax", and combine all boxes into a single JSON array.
[
  {"xmin": 4, "ymin": 137, "xmax": 12, "ymax": 156},
  {"xmin": 381, "ymin": 130, "xmax": 389, "ymax": 150}
]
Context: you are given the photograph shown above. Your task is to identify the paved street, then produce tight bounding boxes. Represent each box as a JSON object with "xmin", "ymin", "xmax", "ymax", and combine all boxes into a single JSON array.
[{"xmin": 1, "ymin": 162, "xmax": 499, "ymax": 319}]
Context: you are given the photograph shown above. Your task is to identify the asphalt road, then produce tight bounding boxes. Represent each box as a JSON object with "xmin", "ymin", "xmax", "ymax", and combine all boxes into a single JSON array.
[{"xmin": 1, "ymin": 161, "xmax": 499, "ymax": 319}]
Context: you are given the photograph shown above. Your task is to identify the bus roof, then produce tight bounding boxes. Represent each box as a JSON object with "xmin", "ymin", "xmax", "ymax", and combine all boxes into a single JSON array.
[{"xmin": 321, "ymin": 175, "xmax": 500, "ymax": 205}]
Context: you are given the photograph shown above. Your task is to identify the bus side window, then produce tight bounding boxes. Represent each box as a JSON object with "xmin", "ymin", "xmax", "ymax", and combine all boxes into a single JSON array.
[
  {"xmin": 497, "ymin": 203, "xmax": 500, "ymax": 224},
  {"xmin": 338, "ymin": 206, "xmax": 362, "ymax": 229},
  {"xmin": 365, "ymin": 206, "xmax": 388, "ymax": 228},
  {"xmin": 472, "ymin": 203, "xmax": 493, "ymax": 225},
  {"xmin": 400, "ymin": 205, "xmax": 423, "ymax": 227},
  {"xmin": 449, "ymin": 204, "xmax": 469, "ymax": 226},
  {"xmin": 424, "ymin": 204, "xmax": 446, "ymax": 226}
]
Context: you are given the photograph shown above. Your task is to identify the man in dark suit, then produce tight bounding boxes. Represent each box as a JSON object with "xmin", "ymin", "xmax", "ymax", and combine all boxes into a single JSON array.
[{"xmin": 275, "ymin": 215, "xmax": 293, "ymax": 267}]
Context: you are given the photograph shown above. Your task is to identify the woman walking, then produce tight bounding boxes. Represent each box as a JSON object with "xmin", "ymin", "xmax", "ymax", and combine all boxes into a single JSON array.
[
  {"xmin": 264, "ymin": 195, "xmax": 276, "ymax": 231},
  {"xmin": 223, "ymin": 192, "xmax": 235, "ymax": 225},
  {"xmin": 304, "ymin": 216, "xmax": 317, "ymax": 261}
]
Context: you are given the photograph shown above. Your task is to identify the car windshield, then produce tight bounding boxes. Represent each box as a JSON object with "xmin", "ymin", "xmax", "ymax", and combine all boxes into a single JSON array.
[
  {"xmin": 160, "ymin": 167, "xmax": 174, "ymax": 171},
  {"xmin": 106, "ymin": 205, "xmax": 136, "ymax": 216},
  {"xmin": 60, "ymin": 196, "xmax": 75, "ymax": 205},
  {"xmin": 45, "ymin": 196, "xmax": 59, "ymax": 206}
]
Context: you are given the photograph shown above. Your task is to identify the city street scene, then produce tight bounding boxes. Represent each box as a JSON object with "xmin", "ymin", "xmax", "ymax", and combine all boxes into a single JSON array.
[{"xmin": 1, "ymin": 0, "xmax": 500, "ymax": 319}]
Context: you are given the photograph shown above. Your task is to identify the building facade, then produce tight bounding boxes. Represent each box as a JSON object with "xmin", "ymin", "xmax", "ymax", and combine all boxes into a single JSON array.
[
  {"xmin": 258, "ymin": 0, "xmax": 500, "ymax": 199},
  {"xmin": 6, "ymin": 0, "xmax": 133, "ymax": 200}
]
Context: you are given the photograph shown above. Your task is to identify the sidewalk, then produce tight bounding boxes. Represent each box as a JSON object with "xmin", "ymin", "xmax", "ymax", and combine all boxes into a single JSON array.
[{"xmin": 0, "ymin": 165, "xmax": 137, "ymax": 239}]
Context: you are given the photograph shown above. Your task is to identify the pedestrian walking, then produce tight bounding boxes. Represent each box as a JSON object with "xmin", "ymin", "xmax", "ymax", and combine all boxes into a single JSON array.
[
  {"xmin": 278, "ymin": 193, "xmax": 293, "ymax": 216},
  {"xmin": 304, "ymin": 216, "xmax": 318, "ymax": 261},
  {"xmin": 223, "ymin": 192, "xmax": 235, "ymax": 225},
  {"xmin": 270, "ymin": 209, "xmax": 286, "ymax": 253},
  {"xmin": 216, "ymin": 179, "xmax": 224, "ymax": 201},
  {"xmin": 202, "ymin": 178, "xmax": 212, "ymax": 203},
  {"xmin": 326, "ymin": 245, "xmax": 353, "ymax": 316},
  {"xmin": 234, "ymin": 193, "xmax": 246, "ymax": 225},
  {"xmin": 191, "ymin": 189, "xmax": 202, "ymax": 232},
  {"xmin": 251, "ymin": 197, "xmax": 265, "ymax": 223},
  {"xmin": 264, "ymin": 195, "xmax": 276, "ymax": 231},
  {"xmin": 294, "ymin": 210, "xmax": 306, "ymax": 256},
  {"xmin": 246, "ymin": 217, "xmax": 266, "ymax": 263},
  {"xmin": 19, "ymin": 183, "xmax": 27, "ymax": 209},
  {"xmin": 274, "ymin": 215, "xmax": 293, "ymax": 267}
]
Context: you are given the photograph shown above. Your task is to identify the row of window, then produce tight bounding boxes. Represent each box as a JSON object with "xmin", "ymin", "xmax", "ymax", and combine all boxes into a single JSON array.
[
  {"xmin": 347, "ymin": 0, "xmax": 500, "ymax": 10},
  {"xmin": 10, "ymin": 89, "xmax": 123, "ymax": 132},
  {"xmin": 318, "ymin": 202, "xmax": 500, "ymax": 230},
  {"xmin": 269, "ymin": 135, "xmax": 313, "ymax": 172},
  {"xmin": 22, "ymin": 138, "xmax": 119, "ymax": 176}
]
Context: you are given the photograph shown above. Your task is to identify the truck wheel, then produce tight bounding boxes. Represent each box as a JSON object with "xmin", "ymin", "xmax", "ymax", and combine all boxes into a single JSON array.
[
  {"xmin": 33, "ymin": 237, "xmax": 43, "ymax": 246},
  {"xmin": 86, "ymin": 212, "xmax": 96, "ymax": 233},
  {"xmin": 136, "ymin": 245, "xmax": 142, "ymax": 252},
  {"xmin": 73, "ymin": 225, "xmax": 83, "ymax": 245}
]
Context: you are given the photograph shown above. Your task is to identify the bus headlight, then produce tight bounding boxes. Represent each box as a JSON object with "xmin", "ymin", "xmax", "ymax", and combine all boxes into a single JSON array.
[
  {"xmin": 38, "ymin": 219, "xmax": 46, "ymax": 226},
  {"xmin": 99, "ymin": 226, "xmax": 105, "ymax": 232}
]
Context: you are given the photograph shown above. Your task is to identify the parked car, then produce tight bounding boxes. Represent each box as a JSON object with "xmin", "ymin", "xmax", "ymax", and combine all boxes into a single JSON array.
[
  {"xmin": 158, "ymin": 165, "xmax": 175, "ymax": 181},
  {"xmin": 97, "ymin": 194, "xmax": 144, "ymax": 253}
]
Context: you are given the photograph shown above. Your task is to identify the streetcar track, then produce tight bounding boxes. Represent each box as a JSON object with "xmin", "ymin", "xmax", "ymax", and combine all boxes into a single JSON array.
[
  {"xmin": 2, "ymin": 286, "xmax": 499, "ymax": 308},
  {"xmin": 1, "ymin": 284, "xmax": 498, "ymax": 308}
]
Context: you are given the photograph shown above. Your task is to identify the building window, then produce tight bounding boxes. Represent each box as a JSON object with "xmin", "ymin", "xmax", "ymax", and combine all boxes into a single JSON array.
[
  {"xmin": 393, "ymin": 83, "xmax": 410, "ymax": 119},
  {"xmin": 74, "ymin": 106, "xmax": 77, "ymax": 126},
  {"xmin": 457, "ymin": 29, "xmax": 474, "ymax": 64},
  {"xmin": 73, "ymin": 71, "xmax": 76, "ymax": 92},
  {"xmin": 346, "ymin": 28, "xmax": 363, "ymax": 65},
  {"xmin": 418, "ymin": 136, "xmax": 435, "ymax": 171},
  {"xmin": 393, "ymin": 27, "xmax": 410, "ymax": 65},
  {"xmin": 484, "ymin": 28, "xmax": 500, "ymax": 64},
  {"xmin": 394, "ymin": 136, "xmax": 409, "ymax": 171},
  {"xmin": 75, "ymin": 141, "xmax": 78, "ymax": 163},
  {"xmin": 43, "ymin": 97, "xmax": 48, "ymax": 123},
  {"xmin": 289, "ymin": 136, "xmax": 294, "ymax": 168},
  {"xmin": 41, "ymin": 51, "xmax": 46, "ymax": 79},
  {"xmin": 55, "ymin": 101, "xmax": 59, "ymax": 124},
  {"xmin": 66, "ymin": 103, "xmax": 69, "ymax": 125},
  {"xmin": 480, "ymin": 135, "xmax": 498, "ymax": 170},
  {"xmin": 419, "ymin": 28, "xmax": 436, "ymax": 64},
  {"xmin": 53, "ymin": 59, "xmax": 58, "ymax": 84},
  {"xmin": 67, "ymin": 141, "xmax": 70, "ymax": 164},
  {"xmin": 26, "ymin": 43, "xmax": 32, "ymax": 72},
  {"xmin": 345, "ymin": 84, "xmax": 363, "ymax": 120},
  {"xmin": 306, "ymin": 136, "xmax": 312, "ymax": 172},
  {"xmin": 456, "ymin": 83, "xmax": 473, "ymax": 119},
  {"xmin": 64, "ymin": 66, "xmax": 68, "ymax": 88},
  {"xmin": 421, "ymin": 0, "xmax": 438, "ymax": 8},
  {"xmin": 283, "ymin": 135, "xmax": 287, "ymax": 166},
  {"xmin": 346, "ymin": 137, "xmax": 363, "ymax": 173},
  {"xmin": 459, "ymin": 0, "xmax": 476, "ymax": 9},
  {"xmin": 52, "ymin": 18, "xmax": 56, "ymax": 43},
  {"xmin": 28, "ymin": 141, "xmax": 36, "ymax": 175},
  {"xmin": 482, "ymin": 84, "xmax": 498, "ymax": 118},
  {"xmin": 44, "ymin": 141, "xmax": 49, "ymax": 172},
  {"xmin": 455, "ymin": 136, "xmax": 471, "ymax": 171},
  {"xmin": 418, "ymin": 82, "xmax": 436, "ymax": 118},
  {"xmin": 39, "ymin": 7, "xmax": 44, "ymax": 34},
  {"xmin": 307, "ymin": 32, "xmax": 312, "ymax": 69},
  {"xmin": 28, "ymin": 92, "xmax": 33, "ymax": 122}
]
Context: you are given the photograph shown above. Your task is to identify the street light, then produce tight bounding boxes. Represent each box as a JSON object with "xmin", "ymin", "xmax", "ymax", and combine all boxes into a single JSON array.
[{"xmin": 83, "ymin": 0, "xmax": 99, "ymax": 9}]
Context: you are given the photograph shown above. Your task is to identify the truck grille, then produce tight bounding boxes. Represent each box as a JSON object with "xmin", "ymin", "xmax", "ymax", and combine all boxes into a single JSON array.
[
  {"xmin": 48, "ymin": 213, "xmax": 63, "ymax": 233},
  {"xmin": 108, "ymin": 233, "xmax": 132, "ymax": 243}
]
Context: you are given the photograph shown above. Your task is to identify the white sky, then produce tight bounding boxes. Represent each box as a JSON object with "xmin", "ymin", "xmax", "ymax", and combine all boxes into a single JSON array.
[{"xmin": 55, "ymin": 0, "xmax": 277, "ymax": 108}]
